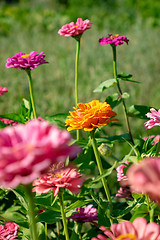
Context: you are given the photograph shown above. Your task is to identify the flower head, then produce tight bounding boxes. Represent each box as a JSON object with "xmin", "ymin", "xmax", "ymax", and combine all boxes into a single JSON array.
[
  {"xmin": 0, "ymin": 86, "xmax": 8, "ymax": 95},
  {"xmin": 6, "ymin": 51, "xmax": 48, "ymax": 70},
  {"xmin": 0, "ymin": 120, "xmax": 79, "ymax": 189},
  {"xmin": 99, "ymin": 34, "xmax": 129, "ymax": 46},
  {"xmin": 143, "ymin": 135, "xmax": 160, "ymax": 145},
  {"xmin": 144, "ymin": 108, "xmax": 160, "ymax": 130},
  {"xmin": 0, "ymin": 222, "xmax": 19, "ymax": 240},
  {"xmin": 0, "ymin": 117, "xmax": 18, "ymax": 126},
  {"xmin": 69, "ymin": 204, "xmax": 98, "ymax": 223},
  {"xmin": 116, "ymin": 186, "xmax": 133, "ymax": 200},
  {"xmin": 92, "ymin": 217, "xmax": 160, "ymax": 240},
  {"xmin": 33, "ymin": 165, "xmax": 84, "ymax": 196},
  {"xmin": 116, "ymin": 161, "xmax": 129, "ymax": 182},
  {"xmin": 65, "ymin": 100, "xmax": 118, "ymax": 132},
  {"xmin": 127, "ymin": 157, "xmax": 160, "ymax": 204},
  {"xmin": 58, "ymin": 18, "xmax": 92, "ymax": 37}
]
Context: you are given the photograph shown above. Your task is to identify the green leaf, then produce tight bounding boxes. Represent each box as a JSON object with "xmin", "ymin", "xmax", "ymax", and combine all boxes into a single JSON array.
[
  {"xmin": 130, "ymin": 204, "xmax": 148, "ymax": 222},
  {"xmin": 70, "ymin": 231, "xmax": 79, "ymax": 240},
  {"xmin": 118, "ymin": 73, "xmax": 140, "ymax": 83},
  {"xmin": 12, "ymin": 187, "xmax": 28, "ymax": 211},
  {"xmin": 114, "ymin": 201, "xmax": 138, "ymax": 218},
  {"xmin": 105, "ymin": 93, "xmax": 122, "ymax": 109},
  {"xmin": 65, "ymin": 199, "xmax": 92, "ymax": 212},
  {"xmin": 36, "ymin": 210, "xmax": 61, "ymax": 224},
  {"xmin": 0, "ymin": 113, "xmax": 24, "ymax": 123},
  {"xmin": 127, "ymin": 105, "xmax": 154, "ymax": 119},
  {"xmin": 0, "ymin": 120, "xmax": 7, "ymax": 128},
  {"xmin": 93, "ymin": 79, "xmax": 117, "ymax": 93},
  {"xmin": 45, "ymin": 113, "xmax": 68, "ymax": 128},
  {"xmin": 98, "ymin": 133, "xmax": 130, "ymax": 143}
]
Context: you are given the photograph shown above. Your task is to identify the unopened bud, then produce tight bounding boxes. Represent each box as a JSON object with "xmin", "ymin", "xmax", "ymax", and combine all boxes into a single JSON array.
[{"xmin": 98, "ymin": 143, "xmax": 112, "ymax": 157}]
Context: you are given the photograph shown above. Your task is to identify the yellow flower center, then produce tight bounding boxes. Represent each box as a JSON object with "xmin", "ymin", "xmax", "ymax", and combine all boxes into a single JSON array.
[
  {"xmin": 21, "ymin": 54, "xmax": 30, "ymax": 58},
  {"xmin": 116, "ymin": 234, "xmax": 136, "ymax": 240},
  {"xmin": 110, "ymin": 34, "xmax": 119, "ymax": 39},
  {"xmin": 55, "ymin": 174, "xmax": 63, "ymax": 178}
]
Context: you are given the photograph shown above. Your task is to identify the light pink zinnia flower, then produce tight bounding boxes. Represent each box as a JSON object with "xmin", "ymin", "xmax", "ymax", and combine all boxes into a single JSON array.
[
  {"xmin": 33, "ymin": 165, "xmax": 84, "ymax": 196},
  {"xmin": 92, "ymin": 217, "xmax": 160, "ymax": 240},
  {"xmin": 0, "ymin": 222, "xmax": 19, "ymax": 240},
  {"xmin": 0, "ymin": 86, "xmax": 8, "ymax": 95},
  {"xmin": 127, "ymin": 157, "xmax": 160, "ymax": 204},
  {"xmin": 99, "ymin": 34, "xmax": 129, "ymax": 46},
  {"xmin": 69, "ymin": 204, "xmax": 98, "ymax": 223},
  {"xmin": 58, "ymin": 18, "xmax": 92, "ymax": 37},
  {"xmin": 0, "ymin": 120, "xmax": 80, "ymax": 189},
  {"xmin": 116, "ymin": 161, "xmax": 129, "ymax": 181},
  {"xmin": 144, "ymin": 108, "xmax": 160, "ymax": 130},
  {"xmin": 6, "ymin": 51, "xmax": 48, "ymax": 70}
]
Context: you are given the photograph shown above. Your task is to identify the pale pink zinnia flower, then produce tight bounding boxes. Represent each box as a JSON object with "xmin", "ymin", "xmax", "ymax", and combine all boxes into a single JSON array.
[
  {"xmin": 99, "ymin": 34, "xmax": 129, "ymax": 46},
  {"xmin": 6, "ymin": 51, "xmax": 48, "ymax": 70},
  {"xmin": 33, "ymin": 165, "xmax": 84, "ymax": 196},
  {"xmin": 144, "ymin": 108, "xmax": 160, "ymax": 130},
  {"xmin": 58, "ymin": 18, "xmax": 92, "ymax": 37},
  {"xmin": 116, "ymin": 161, "xmax": 129, "ymax": 181},
  {"xmin": 69, "ymin": 204, "xmax": 98, "ymax": 223},
  {"xmin": 0, "ymin": 221, "xmax": 19, "ymax": 240},
  {"xmin": 0, "ymin": 120, "xmax": 80, "ymax": 189},
  {"xmin": 0, "ymin": 86, "xmax": 8, "ymax": 95},
  {"xmin": 127, "ymin": 157, "xmax": 160, "ymax": 204},
  {"xmin": 92, "ymin": 217, "xmax": 160, "ymax": 240}
]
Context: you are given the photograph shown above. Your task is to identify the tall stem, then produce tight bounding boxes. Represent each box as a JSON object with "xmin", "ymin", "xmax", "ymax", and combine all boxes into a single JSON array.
[
  {"xmin": 58, "ymin": 189, "xmax": 69, "ymax": 240},
  {"xmin": 90, "ymin": 131, "xmax": 113, "ymax": 225},
  {"xmin": 24, "ymin": 184, "xmax": 38, "ymax": 240},
  {"xmin": 75, "ymin": 39, "xmax": 81, "ymax": 141},
  {"xmin": 26, "ymin": 70, "xmax": 37, "ymax": 119},
  {"xmin": 112, "ymin": 46, "xmax": 134, "ymax": 145}
]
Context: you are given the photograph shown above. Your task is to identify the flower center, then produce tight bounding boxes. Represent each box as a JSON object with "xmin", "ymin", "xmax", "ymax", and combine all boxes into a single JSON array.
[
  {"xmin": 21, "ymin": 54, "xmax": 30, "ymax": 58},
  {"xmin": 109, "ymin": 34, "xmax": 119, "ymax": 40},
  {"xmin": 55, "ymin": 174, "xmax": 63, "ymax": 178},
  {"xmin": 116, "ymin": 234, "xmax": 136, "ymax": 240}
]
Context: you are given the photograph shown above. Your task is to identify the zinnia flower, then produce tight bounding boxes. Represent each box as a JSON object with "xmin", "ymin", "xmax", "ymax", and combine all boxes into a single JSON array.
[
  {"xmin": 0, "ymin": 86, "xmax": 8, "ymax": 95},
  {"xmin": 58, "ymin": 18, "xmax": 92, "ymax": 37},
  {"xmin": 144, "ymin": 108, "xmax": 160, "ymax": 130},
  {"xmin": 0, "ymin": 222, "xmax": 19, "ymax": 240},
  {"xmin": 33, "ymin": 165, "xmax": 84, "ymax": 196},
  {"xmin": 65, "ymin": 100, "xmax": 118, "ymax": 132},
  {"xmin": 99, "ymin": 34, "xmax": 129, "ymax": 46},
  {"xmin": 143, "ymin": 135, "xmax": 160, "ymax": 145},
  {"xmin": 6, "ymin": 51, "xmax": 48, "ymax": 70},
  {"xmin": 116, "ymin": 186, "xmax": 133, "ymax": 200},
  {"xmin": 69, "ymin": 204, "xmax": 98, "ymax": 223},
  {"xmin": 92, "ymin": 217, "xmax": 160, "ymax": 240},
  {"xmin": 0, "ymin": 117, "xmax": 18, "ymax": 126},
  {"xmin": 116, "ymin": 161, "xmax": 129, "ymax": 182},
  {"xmin": 0, "ymin": 120, "xmax": 79, "ymax": 189},
  {"xmin": 127, "ymin": 157, "xmax": 160, "ymax": 204}
]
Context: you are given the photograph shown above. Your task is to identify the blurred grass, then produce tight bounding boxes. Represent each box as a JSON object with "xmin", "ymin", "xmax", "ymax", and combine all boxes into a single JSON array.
[{"xmin": 0, "ymin": 0, "xmax": 160, "ymax": 138}]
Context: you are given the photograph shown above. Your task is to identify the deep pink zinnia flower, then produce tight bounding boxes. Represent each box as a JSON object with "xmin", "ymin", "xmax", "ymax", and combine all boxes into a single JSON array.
[
  {"xmin": 144, "ymin": 108, "xmax": 160, "ymax": 130},
  {"xmin": 33, "ymin": 165, "xmax": 84, "ymax": 196},
  {"xmin": 0, "ymin": 120, "xmax": 80, "ymax": 189},
  {"xmin": 0, "ymin": 86, "xmax": 8, "ymax": 95},
  {"xmin": 58, "ymin": 18, "xmax": 92, "ymax": 37},
  {"xmin": 92, "ymin": 217, "xmax": 160, "ymax": 240},
  {"xmin": 0, "ymin": 117, "xmax": 18, "ymax": 126},
  {"xmin": 0, "ymin": 222, "xmax": 19, "ymax": 240},
  {"xmin": 127, "ymin": 157, "xmax": 160, "ymax": 204},
  {"xmin": 6, "ymin": 51, "xmax": 48, "ymax": 70},
  {"xmin": 69, "ymin": 204, "xmax": 98, "ymax": 223},
  {"xmin": 99, "ymin": 34, "xmax": 129, "ymax": 46},
  {"xmin": 116, "ymin": 161, "xmax": 129, "ymax": 182}
]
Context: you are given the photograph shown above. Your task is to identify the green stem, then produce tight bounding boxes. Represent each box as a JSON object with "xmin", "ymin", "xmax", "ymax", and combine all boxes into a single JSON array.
[
  {"xmin": 155, "ymin": 139, "xmax": 160, "ymax": 156},
  {"xmin": 112, "ymin": 46, "xmax": 134, "ymax": 145},
  {"xmin": 58, "ymin": 189, "xmax": 69, "ymax": 240},
  {"xmin": 146, "ymin": 194, "xmax": 154, "ymax": 222},
  {"xmin": 90, "ymin": 131, "xmax": 113, "ymax": 225},
  {"xmin": 45, "ymin": 223, "xmax": 47, "ymax": 240},
  {"xmin": 75, "ymin": 39, "xmax": 81, "ymax": 141},
  {"xmin": 24, "ymin": 184, "xmax": 38, "ymax": 240},
  {"xmin": 26, "ymin": 69, "xmax": 38, "ymax": 119}
]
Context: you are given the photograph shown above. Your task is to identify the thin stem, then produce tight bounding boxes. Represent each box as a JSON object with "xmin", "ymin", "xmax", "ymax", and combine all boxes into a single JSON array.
[
  {"xmin": 26, "ymin": 69, "xmax": 38, "ymax": 119},
  {"xmin": 155, "ymin": 139, "xmax": 160, "ymax": 156},
  {"xmin": 24, "ymin": 184, "xmax": 38, "ymax": 240},
  {"xmin": 45, "ymin": 223, "xmax": 47, "ymax": 240},
  {"xmin": 58, "ymin": 189, "xmax": 69, "ymax": 240},
  {"xmin": 146, "ymin": 194, "xmax": 154, "ymax": 222},
  {"xmin": 75, "ymin": 39, "xmax": 81, "ymax": 141},
  {"xmin": 90, "ymin": 131, "xmax": 113, "ymax": 225},
  {"xmin": 112, "ymin": 46, "xmax": 134, "ymax": 145}
]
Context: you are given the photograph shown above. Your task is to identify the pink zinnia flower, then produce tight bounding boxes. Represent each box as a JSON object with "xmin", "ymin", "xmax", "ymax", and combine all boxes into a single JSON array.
[
  {"xmin": 0, "ymin": 117, "xmax": 18, "ymax": 126},
  {"xmin": 58, "ymin": 18, "xmax": 92, "ymax": 37},
  {"xmin": 6, "ymin": 51, "xmax": 48, "ymax": 70},
  {"xmin": 0, "ymin": 86, "xmax": 8, "ymax": 95},
  {"xmin": 143, "ymin": 135, "xmax": 160, "ymax": 145},
  {"xmin": 69, "ymin": 204, "xmax": 98, "ymax": 223},
  {"xmin": 33, "ymin": 165, "xmax": 84, "ymax": 196},
  {"xmin": 116, "ymin": 186, "xmax": 133, "ymax": 200},
  {"xmin": 116, "ymin": 161, "xmax": 129, "ymax": 182},
  {"xmin": 92, "ymin": 217, "xmax": 160, "ymax": 240},
  {"xmin": 0, "ymin": 120, "xmax": 79, "ymax": 189},
  {"xmin": 144, "ymin": 108, "xmax": 160, "ymax": 130},
  {"xmin": 0, "ymin": 222, "xmax": 19, "ymax": 240},
  {"xmin": 127, "ymin": 157, "xmax": 160, "ymax": 204},
  {"xmin": 99, "ymin": 34, "xmax": 129, "ymax": 46}
]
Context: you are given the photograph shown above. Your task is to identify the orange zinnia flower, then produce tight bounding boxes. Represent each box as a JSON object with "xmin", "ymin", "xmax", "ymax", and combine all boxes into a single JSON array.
[{"xmin": 65, "ymin": 100, "xmax": 118, "ymax": 132}]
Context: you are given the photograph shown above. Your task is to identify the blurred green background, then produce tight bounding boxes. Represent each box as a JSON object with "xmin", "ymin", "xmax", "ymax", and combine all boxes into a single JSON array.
[{"xmin": 0, "ymin": 0, "xmax": 160, "ymax": 137}]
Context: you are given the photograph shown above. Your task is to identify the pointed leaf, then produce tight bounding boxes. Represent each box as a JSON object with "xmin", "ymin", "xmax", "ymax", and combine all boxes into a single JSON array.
[
  {"xmin": 127, "ymin": 105, "xmax": 154, "ymax": 119},
  {"xmin": 93, "ymin": 79, "xmax": 116, "ymax": 93}
]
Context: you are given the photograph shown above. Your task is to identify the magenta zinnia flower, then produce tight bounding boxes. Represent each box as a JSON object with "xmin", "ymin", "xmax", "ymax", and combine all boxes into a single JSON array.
[
  {"xmin": 144, "ymin": 108, "xmax": 160, "ymax": 130},
  {"xmin": 58, "ymin": 18, "xmax": 92, "ymax": 37},
  {"xmin": 127, "ymin": 157, "xmax": 160, "ymax": 204},
  {"xmin": 99, "ymin": 34, "xmax": 129, "ymax": 46},
  {"xmin": 92, "ymin": 217, "xmax": 160, "ymax": 240},
  {"xmin": 6, "ymin": 51, "xmax": 48, "ymax": 70},
  {"xmin": 0, "ymin": 86, "xmax": 8, "ymax": 95},
  {"xmin": 0, "ymin": 120, "xmax": 79, "ymax": 189},
  {"xmin": 33, "ymin": 165, "xmax": 84, "ymax": 196},
  {"xmin": 116, "ymin": 161, "xmax": 129, "ymax": 182},
  {"xmin": 0, "ymin": 222, "xmax": 19, "ymax": 240},
  {"xmin": 69, "ymin": 204, "xmax": 98, "ymax": 223}
]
